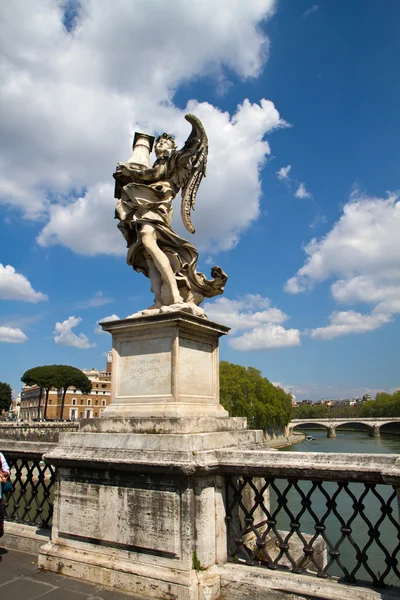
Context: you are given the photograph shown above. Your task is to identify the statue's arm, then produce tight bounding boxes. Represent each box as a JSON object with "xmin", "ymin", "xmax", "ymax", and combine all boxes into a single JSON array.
[{"xmin": 115, "ymin": 162, "xmax": 162, "ymax": 183}]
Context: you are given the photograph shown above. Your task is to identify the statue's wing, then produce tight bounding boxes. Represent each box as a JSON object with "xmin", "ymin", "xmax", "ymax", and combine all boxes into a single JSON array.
[{"xmin": 171, "ymin": 114, "xmax": 208, "ymax": 234}]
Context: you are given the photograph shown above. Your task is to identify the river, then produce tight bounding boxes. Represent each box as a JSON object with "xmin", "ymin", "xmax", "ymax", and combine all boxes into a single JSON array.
[{"xmin": 278, "ymin": 430, "xmax": 400, "ymax": 587}]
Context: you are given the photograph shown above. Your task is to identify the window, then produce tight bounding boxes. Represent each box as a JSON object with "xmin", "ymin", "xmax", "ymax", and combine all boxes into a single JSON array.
[
  {"xmin": 101, "ymin": 384, "xmax": 106, "ymax": 389},
  {"xmin": 79, "ymin": 412, "xmax": 83, "ymax": 418},
  {"xmin": 95, "ymin": 399, "xmax": 98, "ymax": 405},
  {"xmin": 72, "ymin": 398, "xmax": 76, "ymax": 406},
  {"xmin": 87, "ymin": 399, "xmax": 91, "ymax": 406},
  {"xmin": 81, "ymin": 399, "xmax": 84, "ymax": 405},
  {"xmin": 103, "ymin": 391, "xmax": 106, "ymax": 395},
  {"xmin": 102, "ymin": 399, "xmax": 106, "ymax": 406}
]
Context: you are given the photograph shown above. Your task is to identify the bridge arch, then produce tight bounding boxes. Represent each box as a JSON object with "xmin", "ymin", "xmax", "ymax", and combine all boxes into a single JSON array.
[
  {"xmin": 334, "ymin": 421, "xmax": 375, "ymax": 434},
  {"xmin": 291, "ymin": 421, "xmax": 336, "ymax": 438}
]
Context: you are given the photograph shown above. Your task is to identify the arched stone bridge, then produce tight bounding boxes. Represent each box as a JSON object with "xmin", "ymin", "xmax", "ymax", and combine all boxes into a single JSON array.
[{"xmin": 289, "ymin": 417, "xmax": 400, "ymax": 438}]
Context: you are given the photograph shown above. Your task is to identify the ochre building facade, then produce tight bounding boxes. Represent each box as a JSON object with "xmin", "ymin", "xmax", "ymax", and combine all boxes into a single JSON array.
[{"xmin": 19, "ymin": 354, "xmax": 112, "ymax": 421}]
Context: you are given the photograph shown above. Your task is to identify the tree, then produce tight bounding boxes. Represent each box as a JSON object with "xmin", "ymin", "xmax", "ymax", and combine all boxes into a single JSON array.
[
  {"xmin": 22, "ymin": 366, "xmax": 58, "ymax": 420},
  {"xmin": 360, "ymin": 390, "xmax": 400, "ymax": 418},
  {"xmin": 0, "ymin": 381, "xmax": 12, "ymax": 412},
  {"xmin": 219, "ymin": 361, "xmax": 292, "ymax": 430},
  {"xmin": 22, "ymin": 365, "xmax": 92, "ymax": 420},
  {"xmin": 54, "ymin": 366, "xmax": 92, "ymax": 420}
]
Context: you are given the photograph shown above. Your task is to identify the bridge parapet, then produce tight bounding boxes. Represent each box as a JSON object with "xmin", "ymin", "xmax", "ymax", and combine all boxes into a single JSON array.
[
  {"xmin": 2, "ymin": 439, "xmax": 400, "ymax": 598},
  {"xmin": 290, "ymin": 417, "xmax": 400, "ymax": 438}
]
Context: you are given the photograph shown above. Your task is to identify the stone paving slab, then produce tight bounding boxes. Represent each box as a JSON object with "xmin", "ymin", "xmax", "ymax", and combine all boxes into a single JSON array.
[{"xmin": 0, "ymin": 547, "xmax": 148, "ymax": 599}]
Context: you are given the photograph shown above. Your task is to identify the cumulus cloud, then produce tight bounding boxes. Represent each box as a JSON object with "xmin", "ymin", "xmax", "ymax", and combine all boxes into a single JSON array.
[
  {"xmin": 287, "ymin": 192, "xmax": 400, "ymax": 337},
  {"xmin": 0, "ymin": 326, "xmax": 28, "ymax": 343},
  {"xmin": 53, "ymin": 316, "xmax": 96, "ymax": 348},
  {"xmin": 286, "ymin": 193, "xmax": 400, "ymax": 293},
  {"xmin": 205, "ymin": 294, "xmax": 300, "ymax": 350},
  {"xmin": 230, "ymin": 324, "xmax": 300, "ymax": 350},
  {"xmin": 295, "ymin": 183, "xmax": 312, "ymax": 199},
  {"xmin": 0, "ymin": 264, "xmax": 48, "ymax": 302},
  {"xmin": 95, "ymin": 313, "xmax": 120, "ymax": 334},
  {"xmin": 276, "ymin": 164, "xmax": 291, "ymax": 181},
  {"xmin": 206, "ymin": 294, "xmax": 287, "ymax": 332},
  {"xmin": 0, "ymin": 1, "xmax": 284, "ymax": 256},
  {"xmin": 310, "ymin": 310, "xmax": 392, "ymax": 340}
]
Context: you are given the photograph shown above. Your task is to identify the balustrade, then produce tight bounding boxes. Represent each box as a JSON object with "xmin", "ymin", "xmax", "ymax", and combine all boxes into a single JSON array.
[{"xmin": 2, "ymin": 442, "xmax": 400, "ymax": 596}]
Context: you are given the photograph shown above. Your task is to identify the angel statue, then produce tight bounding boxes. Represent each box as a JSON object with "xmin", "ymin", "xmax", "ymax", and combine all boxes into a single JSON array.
[{"xmin": 113, "ymin": 114, "xmax": 227, "ymax": 318}]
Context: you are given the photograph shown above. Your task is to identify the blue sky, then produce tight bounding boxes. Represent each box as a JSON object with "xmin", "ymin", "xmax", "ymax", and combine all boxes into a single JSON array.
[{"xmin": 1, "ymin": 0, "xmax": 399, "ymax": 401}]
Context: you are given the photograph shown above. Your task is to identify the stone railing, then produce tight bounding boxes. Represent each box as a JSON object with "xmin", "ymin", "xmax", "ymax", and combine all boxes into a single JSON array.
[
  {"xmin": 1, "ymin": 440, "xmax": 400, "ymax": 597},
  {"xmin": 0, "ymin": 422, "xmax": 79, "ymax": 442}
]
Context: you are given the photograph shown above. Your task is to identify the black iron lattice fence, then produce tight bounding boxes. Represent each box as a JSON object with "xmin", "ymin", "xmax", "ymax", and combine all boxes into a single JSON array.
[
  {"xmin": 226, "ymin": 475, "xmax": 400, "ymax": 588},
  {"xmin": 4, "ymin": 456, "xmax": 55, "ymax": 529}
]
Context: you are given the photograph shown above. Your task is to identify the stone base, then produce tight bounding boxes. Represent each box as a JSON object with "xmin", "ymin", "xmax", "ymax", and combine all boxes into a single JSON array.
[
  {"xmin": 38, "ymin": 543, "xmax": 221, "ymax": 600},
  {"xmin": 102, "ymin": 402, "xmax": 228, "ymax": 419},
  {"xmin": 80, "ymin": 416, "xmax": 247, "ymax": 434}
]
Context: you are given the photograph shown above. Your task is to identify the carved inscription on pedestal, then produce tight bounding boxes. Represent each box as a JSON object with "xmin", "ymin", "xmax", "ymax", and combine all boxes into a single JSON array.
[{"xmin": 117, "ymin": 336, "xmax": 172, "ymax": 398}]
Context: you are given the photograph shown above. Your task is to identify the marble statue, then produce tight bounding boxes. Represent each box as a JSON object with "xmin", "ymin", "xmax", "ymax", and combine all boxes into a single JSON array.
[{"xmin": 113, "ymin": 114, "xmax": 227, "ymax": 318}]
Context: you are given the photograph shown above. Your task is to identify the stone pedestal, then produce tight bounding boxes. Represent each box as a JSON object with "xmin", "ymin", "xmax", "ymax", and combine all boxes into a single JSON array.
[
  {"xmin": 38, "ymin": 313, "xmax": 265, "ymax": 599},
  {"xmin": 101, "ymin": 312, "xmax": 229, "ymax": 419}
]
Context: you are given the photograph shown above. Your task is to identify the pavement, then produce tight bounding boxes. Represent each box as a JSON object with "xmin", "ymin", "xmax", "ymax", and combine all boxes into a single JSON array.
[{"xmin": 0, "ymin": 546, "xmax": 148, "ymax": 600}]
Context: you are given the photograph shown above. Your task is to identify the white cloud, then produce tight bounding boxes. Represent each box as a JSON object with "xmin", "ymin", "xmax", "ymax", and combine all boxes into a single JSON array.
[
  {"xmin": 0, "ymin": 1, "xmax": 285, "ymax": 256},
  {"xmin": 276, "ymin": 164, "xmax": 291, "ymax": 181},
  {"xmin": 303, "ymin": 5, "xmax": 319, "ymax": 18},
  {"xmin": 287, "ymin": 192, "xmax": 400, "ymax": 338},
  {"xmin": 76, "ymin": 290, "xmax": 114, "ymax": 309},
  {"xmin": 95, "ymin": 313, "xmax": 120, "ymax": 334},
  {"xmin": 53, "ymin": 316, "xmax": 96, "ymax": 349},
  {"xmin": 310, "ymin": 310, "xmax": 392, "ymax": 340},
  {"xmin": 286, "ymin": 193, "xmax": 400, "ymax": 294},
  {"xmin": 205, "ymin": 294, "xmax": 300, "ymax": 350},
  {"xmin": 0, "ymin": 264, "xmax": 48, "ymax": 302},
  {"xmin": 0, "ymin": 326, "xmax": 28, "ymax": 343},
  {"xmin": 295, "ymin": 183, "xmax": 312, "ymax": 199},
  {"xmin": 205, "ymin": 294, "xmax": 288, "ymax": 332},
  {"xmin": 230, "ymin": 324, "xmax": 301, "ymax": 350}
]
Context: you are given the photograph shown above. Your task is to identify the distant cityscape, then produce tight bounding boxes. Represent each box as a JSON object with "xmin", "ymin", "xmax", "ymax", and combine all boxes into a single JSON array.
[{"xmin": 290, "ymin": 394, "xmax": 372, "ymax": 409}]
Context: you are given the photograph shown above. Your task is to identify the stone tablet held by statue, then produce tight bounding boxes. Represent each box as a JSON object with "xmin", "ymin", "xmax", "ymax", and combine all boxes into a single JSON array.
[{"xmin": 113, "ymin": 114, "xmax": 227, "ymax": 319}]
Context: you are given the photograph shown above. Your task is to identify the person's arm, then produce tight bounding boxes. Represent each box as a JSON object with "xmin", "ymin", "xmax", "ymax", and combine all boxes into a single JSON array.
[{"xmin": 0, "ymin": 453, "xmax": 10, "ymax": 481}]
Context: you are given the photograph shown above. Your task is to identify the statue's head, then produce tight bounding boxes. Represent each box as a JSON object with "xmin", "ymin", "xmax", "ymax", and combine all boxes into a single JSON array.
[{"xmin": 155, "ymin": 133, "xmax": 177, "ymax": 158}]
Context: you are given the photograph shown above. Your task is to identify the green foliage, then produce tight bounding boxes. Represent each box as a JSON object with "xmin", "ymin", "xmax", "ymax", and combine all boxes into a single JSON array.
[
  {"xmin": 192, "ymin": 551, "xmax": 205, "ymax": 571},
  {"xmin": 360, "ymin": 390, "xmax": 400, "ymax": 418},
  {"xmin": 294, "ymin": 403, "xmax": 330, "ymax": 420},
  {"xmin": 219, "ymin": 361, "xmax": 292, "ymax": 429},
  {"xmin": 0, "ymin": 381, "xmax": 12, "ymax": 411}
]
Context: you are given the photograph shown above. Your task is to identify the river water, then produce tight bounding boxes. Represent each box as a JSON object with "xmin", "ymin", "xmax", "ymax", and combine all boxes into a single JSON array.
[{"xmin": 278, "ymin": 430, "xmax": 400, "ymax": 587}]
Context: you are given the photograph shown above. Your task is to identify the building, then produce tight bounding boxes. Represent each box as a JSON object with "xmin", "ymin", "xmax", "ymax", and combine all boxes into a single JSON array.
[{"xmin": 19, "ymin": 353, "xmax": 112, "ymax": 421}]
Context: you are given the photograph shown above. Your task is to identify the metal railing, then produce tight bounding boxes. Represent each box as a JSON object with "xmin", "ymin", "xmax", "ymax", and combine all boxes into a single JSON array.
[
  {"xmin": 225, "ymin": 473, "xmax": 400, "ymax": 588},
  {"xmin": 2, "ymin": 444, "xmax": 57, "ymax": 529}
]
